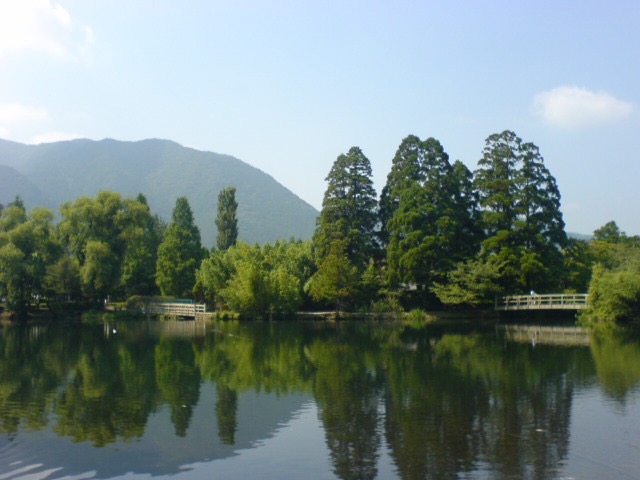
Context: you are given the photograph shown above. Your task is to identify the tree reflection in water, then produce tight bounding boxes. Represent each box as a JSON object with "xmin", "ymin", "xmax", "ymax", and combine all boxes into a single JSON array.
[{"xmin": 1, "ymin": 320, "xmax": 638, "ymax": 479}]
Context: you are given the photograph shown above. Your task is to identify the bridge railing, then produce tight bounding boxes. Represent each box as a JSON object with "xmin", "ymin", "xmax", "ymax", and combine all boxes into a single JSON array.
[
  {"xmin": 496, "ymin": 293, "xmax": 589, "ymax": 311},
  {"xmin": 145, "ymin": 302, "xmax": 207, "ymax": 317}
]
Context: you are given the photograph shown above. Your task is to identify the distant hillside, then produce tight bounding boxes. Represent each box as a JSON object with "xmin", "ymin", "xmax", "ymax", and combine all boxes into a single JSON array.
[
  {"xmin": 0, "ymin": 164, "xmax": 50, "ymax": 207},
  {"xmin": 0, "ymin": 138, "xmax": 318, "ymax": 245},
  {"xmin": 567, "ymin": 232, "xmax": 592, "ymax": 241}
]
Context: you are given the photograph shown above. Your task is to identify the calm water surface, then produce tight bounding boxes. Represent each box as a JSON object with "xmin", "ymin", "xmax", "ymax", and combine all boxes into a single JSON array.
[{"xmin": 1, "ymin": 319, "xmax": 640, "ymax": 480}]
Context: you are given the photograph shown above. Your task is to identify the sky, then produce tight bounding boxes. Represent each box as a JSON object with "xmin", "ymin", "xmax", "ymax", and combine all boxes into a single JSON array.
[{"xmin": 0, "ymin": 0, "xmax": 638, "ymax": 235}]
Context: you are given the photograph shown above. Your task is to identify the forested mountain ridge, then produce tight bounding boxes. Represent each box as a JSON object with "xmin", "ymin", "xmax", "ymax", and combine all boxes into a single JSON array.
[{"xmin": 0, "ymin": 138, "xmax": 318, "ymax": 245}]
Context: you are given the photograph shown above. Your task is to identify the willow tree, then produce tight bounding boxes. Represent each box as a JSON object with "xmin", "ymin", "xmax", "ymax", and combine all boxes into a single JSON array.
[
  {"xmin": 215, "ymin": 187, "xmax": 238, "ymax": 251},
  {"xmin": 474, "ymin": 130, "xmax": 566, "ymax": 292},
  {"xmin": 0, "ymin": 202, "xmax": 60, "ymax": 319},
  {"xmin": 59, "ymin": 191, "xmax": 162, "ymax": 300},
  {"xmin": 156, "ymin": 197, "xmax": 204, "ymax": 297}
]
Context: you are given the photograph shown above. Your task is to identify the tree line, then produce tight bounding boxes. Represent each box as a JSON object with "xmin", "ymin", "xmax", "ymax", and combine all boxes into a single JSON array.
[{"xmin": 0, "ymin": 130, "xmax": 637, "ymax": 323}]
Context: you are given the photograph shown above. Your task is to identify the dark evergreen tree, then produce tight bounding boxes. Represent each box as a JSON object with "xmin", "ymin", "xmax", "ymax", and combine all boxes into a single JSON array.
[
  {"xmin": 474, "ymin": 130, "xmax": 567, "ymax": 292},
  {"xmin": 384, "ymin": 136, "xmax": 481, "ymax": 292},
  {"xmin": 447, "ymin": 160, "xmax": 483, "ymax": 261},
  {"xmin": 215, "ymin": 187, "xmax": 238, "ymax": 251},
  {"xmin": 378, "ymin": 135, "xmax": 424, "ymax": 248},
  {"xmin": 156, "ymin": 197, "xmax": 204, "ymax": 297},
  {"xmin": 313, "ymin": 146, "xmax": 378, "ymax": 271}
]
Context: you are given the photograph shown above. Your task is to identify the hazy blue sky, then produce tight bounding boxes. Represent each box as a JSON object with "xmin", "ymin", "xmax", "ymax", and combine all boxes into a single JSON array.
[{"xmin": 0, "ymin": 0, "xmax": 638, "ymax": 235}]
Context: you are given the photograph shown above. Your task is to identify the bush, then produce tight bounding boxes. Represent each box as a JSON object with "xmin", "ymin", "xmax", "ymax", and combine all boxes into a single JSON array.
[
  {"xmin": 581, "ymin": 263, "xmax": 640, "ymax": 324},
  {"xmin": 404, "ymin": 308, "xmax": 433, "ymax": 327},
  {"xmin": 369, "ymin": 295, "xmax": 403, "ymax": 320}
]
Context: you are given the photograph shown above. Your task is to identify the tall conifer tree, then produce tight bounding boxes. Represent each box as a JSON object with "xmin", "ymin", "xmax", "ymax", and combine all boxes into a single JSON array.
[
  {"xmin": 156, "ymin": 197, "xmax": 203, "ymax": 297},
  {"xmin": 474, "ymin": 130, "xmax": 566, "ymax": 291},
  {"xmin": 313, "ymin": 146, "xmax": 378, "ymax": 271},
  {"xmin": 383, "ymin": 136, "xmax": 481, "ymax": 291},
  {"xmin": 215, "ymin": 187, "xmax": 238, "ymax": 251}
]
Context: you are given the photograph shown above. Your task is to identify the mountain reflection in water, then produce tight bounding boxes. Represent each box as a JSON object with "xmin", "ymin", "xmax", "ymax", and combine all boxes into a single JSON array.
[{"xmin": 1, "ymin": 319, "xmax": 640, "ymax": 480}]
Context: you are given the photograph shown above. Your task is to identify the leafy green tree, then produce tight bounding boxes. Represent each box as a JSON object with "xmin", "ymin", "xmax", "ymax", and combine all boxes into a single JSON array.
[
  {"xmin": 474, "ymin": 131, "xmax": 567, "ymax": 292},
  {"xmin": 0, "ymin": 204, "xmax": 60, "ymax": 318},
  {"xmin": 215, "ymin": 187, "xmax": 238, "ymax": 251},
  {"xmin": 582, "ymin": 262, "xmax": 640, "ymax": 324},
  {"xmin": 582, "ymin": 223, "xmax": 640, "ymax": 324},
  {"xmin": 80, "ymin": 240, "xmax": 119, "ymax": 300},
  {"xmin": 194, "ymin": 248, "xmax": 235, "ymax": 307},
  {"xmin": 59, "ymin": 191, "xmax": 161, "ymax": 300},
  {"xmin": 0, "ymin": 243, "xmax": 28, "ymax": 317},
  {"xmin": 593, "ymin": 221, "xmax": 624, "ymax": 243},
  {"xmin": 561, "ymin": 238, "xmax": 594, "ymax": 293},
  {"xmin": 200, "ymin": 241, "xmax": 310, "ymax": 317},
  {"xmin": 59, "ymin": 192, "xmax": 126, "ymax": 265},
  {"xmin": 120, "ymin": 197, "xmax": 164, "ymax": 296},
  {"xmin": 220, "ymin": 248, "xmax": 271, "ymax": 317},
  {"xmin": 432, "ymin": 256, "xmax": 506, "ymax": 308},
  {"xmin": 0, "ymin": 197, "xmax": 27, "ymax": 231},
  {"xmin": 307, "ymin": 238, "xmax": 359, "ymax": 312},
  {"xmin": 44, "ymin": 255, "xmax": 82, "ymax": 303},
  {"xmin": 156, "ymin": 197, "xmax": 204, "ymax": 298},
  {"xmin": 262, "ymin": 239, "xmax": 315, "ymax": 312},
  {"xmin": 313, "ymin": 147, "xmax": 378, "ymax": 271}
]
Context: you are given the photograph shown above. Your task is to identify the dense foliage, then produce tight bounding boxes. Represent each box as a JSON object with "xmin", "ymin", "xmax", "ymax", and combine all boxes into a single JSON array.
[
  {"xmin": 0, "ymin": 131, "xmax": 637, "ymax": 324},
  {"xmin": 580, "ymin": 223, "xmax": 640, "ymax": 324},
  {"xmin": 474, "ymin": 131, "xmax": 567, "ymax": 292},
  {"xmin": 383, "ymin": 135, "xmax": 482, "ymax": 295},
  {"xmin": 196, "ymin": 240, "xmax": 314, "ymax": 317},
  {"xmin": 0, "ymin": 200, "xmax": 59, "ymax": 317}
]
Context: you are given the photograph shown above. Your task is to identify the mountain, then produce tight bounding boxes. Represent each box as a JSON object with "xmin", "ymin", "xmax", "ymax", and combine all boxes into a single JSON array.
[
  {"xmin": 0, "ymin": 138, "xmax": 319, "ymax": 245},
  {"xmin": 0, "ymin": 164, "xmax": 50, "ymax": 207}
]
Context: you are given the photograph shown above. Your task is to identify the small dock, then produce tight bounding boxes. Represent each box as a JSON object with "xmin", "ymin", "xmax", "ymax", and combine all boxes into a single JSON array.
[
  {"xmin": 496, "ymin": 294, "xmax": 589, "ymax": 311},
  {"xmin": 146, "ymin": 302, "xmax": 207, "ymax": 319}
]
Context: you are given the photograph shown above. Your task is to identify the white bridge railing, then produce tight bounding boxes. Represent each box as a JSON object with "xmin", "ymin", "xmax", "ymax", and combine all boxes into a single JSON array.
[
  {"xmin": 496, "ymin": 294, "xmax": 589, "ymax": 311},
  {"xmin": 145, "ymin": 302, "xmax": 207, "ymax": 317}
]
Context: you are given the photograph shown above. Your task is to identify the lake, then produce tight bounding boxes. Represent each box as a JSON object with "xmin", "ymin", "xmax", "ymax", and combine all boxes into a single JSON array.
[{"xmin": 1, "ymin": 318, "xmax": 639, "ymax": 480}]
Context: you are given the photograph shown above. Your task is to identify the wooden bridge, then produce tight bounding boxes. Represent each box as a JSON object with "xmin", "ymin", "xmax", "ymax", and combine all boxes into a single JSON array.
[
  {"xmin": 145, "ymin": 302, "xmax": 207, "ymax": 318},
  {"xmin": 496, "ymin": 293, "xmax": 589, "ymax": 311}
]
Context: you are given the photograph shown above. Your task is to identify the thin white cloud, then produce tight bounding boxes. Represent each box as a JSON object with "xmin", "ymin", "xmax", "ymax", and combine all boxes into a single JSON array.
[
  {"xmin": 30, "ymin": 131, "xmax": 83, "ymax": 144},
  {"xmin": 0, "ymin": 102, "xmax": 49, "ymax": 124},
  {"xmin": 532, "ymin": 86, "xmax": 633, "ymax": 129},
  {"xmin": 0, "ymin": 102, "xmax": 49, "ymax": 140},
  {"xmin": 0, "ymin": 0, "xmax": 94, "ymax": 61}
]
